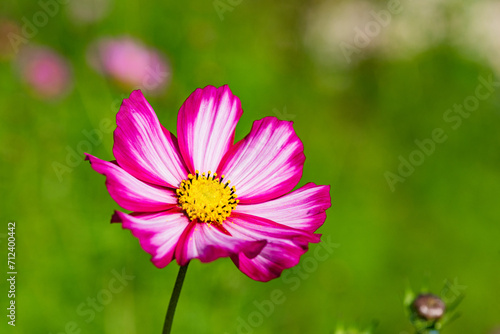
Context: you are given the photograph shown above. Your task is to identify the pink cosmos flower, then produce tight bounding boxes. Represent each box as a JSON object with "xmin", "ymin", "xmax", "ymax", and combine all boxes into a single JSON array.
[{"xmin": 86, "ymin": 85, "xmax": 331, "ymax": 282}]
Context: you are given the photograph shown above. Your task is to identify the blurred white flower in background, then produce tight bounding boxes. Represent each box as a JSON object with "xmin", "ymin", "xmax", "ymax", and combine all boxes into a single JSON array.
[
  {"xmin": 303, "ymin": 0, "xmax": 459, "ymax": 68},
  {"xmin": 304, "ymin": 1, "xmax": 379, "ymax": 68},
  {"xmin": 67, "ymin": 0, "xmax": 113, "ymax": 24},
  {"xmin": 377, "ymin": 0, "xmax": 450, "ymax": 60},
  {"xmin": 87, "ymin": 36, "xmax": 171, "ymax": 95},
  {"xmin": 455, "ymin": 1, "xmax": 500, "ymax": 75}
]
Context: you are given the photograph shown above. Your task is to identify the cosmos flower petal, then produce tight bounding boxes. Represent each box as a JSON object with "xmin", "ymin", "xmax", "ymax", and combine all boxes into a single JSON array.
[
  {"xmin": 234, "ymin": 183, "xmax": 331, "ymax": 232},
  {"xmin": 177, "ymin": 85, "xmax": 243, "ymax": 173},
  {"xmin": 219, "ymin": 117, "xmax": 305, "ymax": 203},
  {"xmin": 174, "ymin": 222, "xmax": 267, "ymax": 266},
  {"xmin": 113, "ymin": 209, "xmax": 189, "ymax": 268},
  {"xmin": 113, "ymin": 90, "xmax": 188, "ymax": 188},
  {"xmin": 85, "ymin": 153, "xmax": 178, "ymax": 212},
  {"xmin": 232, "ymin": 239, "xmax": 308, "ymax": 282},
  {"xmin": 225, "ymin": 212, "xmax": 320, "ymax": 281}
]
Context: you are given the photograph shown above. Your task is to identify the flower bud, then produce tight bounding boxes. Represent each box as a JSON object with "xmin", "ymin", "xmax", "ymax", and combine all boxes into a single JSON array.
[{"xmin": 412, "ymin": 293, "xmax": 446, "ymax": 320}]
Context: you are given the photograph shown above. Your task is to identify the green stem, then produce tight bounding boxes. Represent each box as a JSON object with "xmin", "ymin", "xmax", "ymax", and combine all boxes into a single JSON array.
[
  {"xmin": 416, "ymin": 330, "xmax": 439, "ymax": 334},
  {"xmin": 162, "ymin": 263, "xmax": 189, "ymax": 334}
]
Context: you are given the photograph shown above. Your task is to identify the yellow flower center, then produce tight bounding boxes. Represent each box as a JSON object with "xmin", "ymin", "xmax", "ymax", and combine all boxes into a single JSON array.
[{"xmin": 176, "ymin": 170, "xmax": 239, "ymax": 224}]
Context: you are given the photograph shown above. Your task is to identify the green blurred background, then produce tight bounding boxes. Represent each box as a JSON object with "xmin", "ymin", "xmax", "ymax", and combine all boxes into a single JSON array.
[{"xmin": 1, "ymin": 0, "xmax": 499, "ymax": 333}]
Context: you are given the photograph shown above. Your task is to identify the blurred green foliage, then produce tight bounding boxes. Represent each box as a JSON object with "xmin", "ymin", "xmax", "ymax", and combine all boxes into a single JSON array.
[{"xmin": 1, "ymin": 1, "xmax": 499, "ymax": 333}]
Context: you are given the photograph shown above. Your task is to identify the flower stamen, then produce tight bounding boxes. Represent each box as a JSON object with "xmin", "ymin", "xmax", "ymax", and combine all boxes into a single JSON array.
[{"xmin": 176, "ymin": 170, "xmax": 239, "ymax": 224}]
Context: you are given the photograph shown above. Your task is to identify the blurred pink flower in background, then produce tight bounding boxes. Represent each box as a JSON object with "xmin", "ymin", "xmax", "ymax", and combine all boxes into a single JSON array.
[
  {"xmin": 87, "ymin": 36, "xmax": 170, "ymax": 95},
  {"xmin": 16, "ymin": 46, "xmax": 73, "ymax": 100}
]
